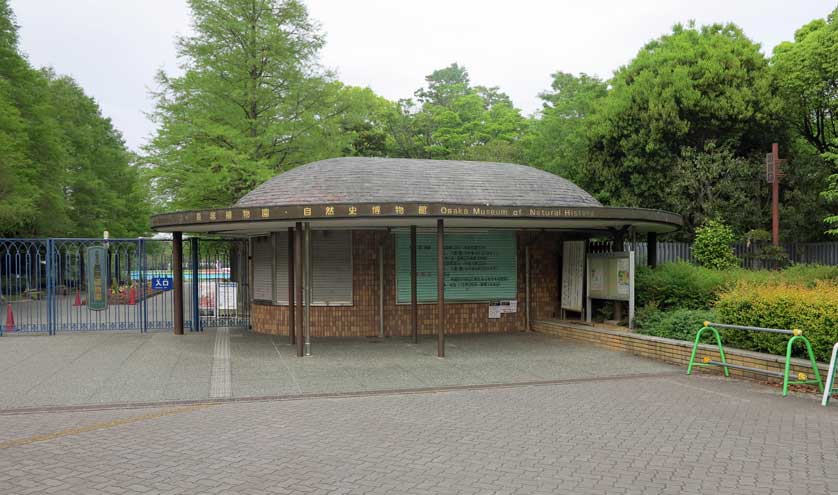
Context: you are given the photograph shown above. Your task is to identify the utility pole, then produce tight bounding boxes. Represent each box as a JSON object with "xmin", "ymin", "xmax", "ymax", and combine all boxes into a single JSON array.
[{"xmin": 765, "ymin": 143, "xmax": 787, "ymax": 246}]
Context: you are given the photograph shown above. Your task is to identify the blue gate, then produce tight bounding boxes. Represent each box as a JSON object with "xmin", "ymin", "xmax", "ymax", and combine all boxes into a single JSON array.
[{"xmin": 0, "ymin": 237, "xmax": 249, "ymax": 335}]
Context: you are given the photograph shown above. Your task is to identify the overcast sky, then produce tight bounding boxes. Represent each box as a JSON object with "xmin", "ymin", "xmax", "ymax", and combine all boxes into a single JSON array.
[{"xmin": 9, "ymin": 0, "xmax": 833, "ymax": 151}]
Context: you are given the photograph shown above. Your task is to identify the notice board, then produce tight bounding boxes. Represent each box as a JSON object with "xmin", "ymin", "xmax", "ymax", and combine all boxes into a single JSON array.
[
  {"xmin": 561, "ymin": 241, "xmax": 585, "ymax": 312},
  {"xmin": 586, "ymin": 251, "xmax": 635, "ymax": 328},
  {"xmin": 395, "ymin": 231, "xmax": 517, "ymax": 303}
]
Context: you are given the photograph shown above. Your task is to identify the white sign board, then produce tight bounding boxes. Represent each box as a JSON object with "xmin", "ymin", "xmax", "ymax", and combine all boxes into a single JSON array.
[
  {"xmin": 218, "ymin": 282, "xmax": 238, "ymax": 311},
  {"xmin": 561, "ymin": 241, "xmax": 585, "ymax": 313}
]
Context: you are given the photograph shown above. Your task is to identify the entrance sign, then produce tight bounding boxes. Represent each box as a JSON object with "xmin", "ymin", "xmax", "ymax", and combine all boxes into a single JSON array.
[
  {"xmin": 395, "ymin": 231, "xmax": 517, "ymax": 303},
  {"xmin": 151, "ymin": 277, "xmax": 173, "ymax": 291},
  {"xmin": 85, "ymin": 246, "xmax": 109, "ymax": 311},
  {"xmin": 561, "ymin": 241, "xmax": 585, "ymax": 313},
  {"xmin": 586, "ymin": 251, "xmax": 635, "ymax": 328}
]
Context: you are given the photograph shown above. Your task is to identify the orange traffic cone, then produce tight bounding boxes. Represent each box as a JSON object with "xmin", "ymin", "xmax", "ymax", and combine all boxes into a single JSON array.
[
  {"xmin": 128, "ymin": 286, "xmax": 136, "ymax": 305},
  {"xmin": 73, "ymin": 290, "xmax": 82, "ymax": 306},
  {"xmin": 5, "ymin": 303, "xmax": 14, "ymax": 332}
]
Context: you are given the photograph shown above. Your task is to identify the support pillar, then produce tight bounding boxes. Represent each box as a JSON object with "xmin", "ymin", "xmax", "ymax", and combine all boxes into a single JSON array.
[
  {"xmin": 613, "ymin": 229, "xmax": 625, "ymax": 322},
  {"xmin": 410, "ymin": 225, "xmax": 418, "ymax": 344},
  {"xmin": 304, "ymin": 222, "xmax": 312, "ymax": 356},
  {"xmin": 294, "ymin": 222, "xmax": 304, "ymax": 356},
  {"xmin": 190, "ymin": 237, "xmax": 200, "ymax": 332},
  {"xmin": 437, "ymin": 219, "xmax": 445, "ymax": 358},
  {"xmin": 647, "ymin": 232, "xmax": 658, "ymax": 268},
  {"xmin": 173, "ymin": 232, "xmax": 184, "ymax": 336},
  {"xmin": 287, "ymin": 227, "xmax": 295, "ymax": 345}
]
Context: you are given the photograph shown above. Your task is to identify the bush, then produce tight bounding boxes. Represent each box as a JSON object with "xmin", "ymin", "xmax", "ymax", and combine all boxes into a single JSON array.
[
  {"xmin": 636, "ymin": 262, "xmax": 838, "ymax": 311},
  {"xmin": 693, "ymin": 219, "xmax": 739, "ymax": 269},
  {"xmin": 635, "ymin": 307, "xmax": 716, "ymax": 342},
  {"xmin": 636, "ymin": 262, "xmax": 731, "ymax": 310},
  {"xmin": 715, "ymin": 282, "xmax": 838, "ymax": 361}
]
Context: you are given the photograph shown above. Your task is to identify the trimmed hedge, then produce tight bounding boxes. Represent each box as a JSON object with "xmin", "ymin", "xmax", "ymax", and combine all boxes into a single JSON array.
[
  {"xmin": 636, "ymin": 262, "xmax": 838, "ymax": 311},
  {"xmin": 635, "ymin": 308, "xmax": 716, "ymax": 342},
  {"xmin": 715, "ymin": 282, "xmax": 838, "ymax": 362}
]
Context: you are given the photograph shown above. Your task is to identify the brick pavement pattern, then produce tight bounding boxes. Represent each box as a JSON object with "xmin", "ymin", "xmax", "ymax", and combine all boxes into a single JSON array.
[{"xmin": 1, "ymin": 374, "xmax": 837, "ymax": 494}]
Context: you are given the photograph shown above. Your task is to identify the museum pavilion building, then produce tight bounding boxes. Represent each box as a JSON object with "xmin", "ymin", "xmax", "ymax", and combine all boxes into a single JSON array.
[{"xmin": 152, "ymin": 157, "xmax": 682, "ymax": 357}]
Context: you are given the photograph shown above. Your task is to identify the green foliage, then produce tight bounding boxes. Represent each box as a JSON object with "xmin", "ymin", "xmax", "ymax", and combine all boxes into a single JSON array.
[
  {"xmin": 524, "ymin": 72, "xmax": 606, "ymax": 184},
  {"xmin": 715, "ymin": 282, "xmax": 838, "ymax": 361},
  {"xmin": 0, "ymin": 0, "xmax": 147, "ymax": 236},
  {"xmin": 145, "ymin": 0, "xmax": 370, "ymax": 210},
  {"xmin": 772, "ymin": 9, "xmax": 838, "ymax": 237},
  {"xmin": 586, "ymin": 22, "xmax": 780, "ymax": 225},
  {"xmin": 636, "ymin": 262, "xmax": 838, "ymax": 312},
  {"xmin": 668, "ymin": 143, "xmax": 767, "ymax": 234},
  {"xmin": 636, "ymin": 262, "xmax": 730, "ymax": 310},
  {"xmin": 635, "ymin": 307, "xmax": 716, "ymax": 342},
  {"xmin": 692, "ymin": 220, "xmax": 739, "ymax": 269},
  {"xmin": 384, "ymin": 63, "xmax": 527, "ymax": 163}
]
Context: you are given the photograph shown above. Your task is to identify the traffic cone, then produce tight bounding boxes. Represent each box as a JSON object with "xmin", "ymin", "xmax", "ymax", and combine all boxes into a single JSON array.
[
  {"xmin": 5, "ymin": 303, "xmax": 14, "ymax": 332},
  {"xmin": 128, "ymin": 286, "xmax": 136, "ymax": 305},
  {"xmin": 74, "ymin": 290, "xmax": 82, "ymax": 307}
]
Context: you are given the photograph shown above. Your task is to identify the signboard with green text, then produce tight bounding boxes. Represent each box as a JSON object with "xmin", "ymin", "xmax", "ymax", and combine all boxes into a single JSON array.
[
  {"xmin": 85, "ymin": 246, "xmax": 109, "ymax": 311},
  {"xmin": 395, "ymin": 231, "xmax": 517, "ymax": 303}
]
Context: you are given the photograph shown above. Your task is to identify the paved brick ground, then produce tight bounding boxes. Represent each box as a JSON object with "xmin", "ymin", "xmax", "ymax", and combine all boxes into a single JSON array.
[
  {"xmin": 0, "ymin": 329, "xmax": 671, "ymax": 409},
  {"xmin": 1, "ymin": 374, "xmax": 837, "ymax": 494}
]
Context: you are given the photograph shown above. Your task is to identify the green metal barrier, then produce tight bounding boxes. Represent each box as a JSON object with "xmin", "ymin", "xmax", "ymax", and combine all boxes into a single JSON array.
[
  {"xmin": 687, "ymin": 321, "xmax": 824, "ymax": 397},
  {"xmin": 823, "ymin": 343, "xmax": 838, "ymax": 407}
]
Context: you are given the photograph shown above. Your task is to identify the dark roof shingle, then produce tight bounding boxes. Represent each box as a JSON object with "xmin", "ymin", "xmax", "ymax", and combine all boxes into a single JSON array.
[{"xmin": 235, "ymin": 157, "xmax": 601, "ymax": 208}]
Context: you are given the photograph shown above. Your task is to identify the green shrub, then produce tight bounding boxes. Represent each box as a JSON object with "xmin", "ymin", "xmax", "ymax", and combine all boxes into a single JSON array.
[
  {"xmin": 636, "ymin": 262, "xmax": 731, "ymax": 310},
  {"xmin": 715, "ymin": 282, "xmax": 838, "ymax": 361},
  {"xmin": 636, "ymin": 262, "xmax": 838, "ymax": 312},
  {"xmin": 635, "ymin": 307, "xmax": 716, "ymax": 342},
  {"xmin": 693, "ymin": 219, "xmax": 739, "ymax": 270}
]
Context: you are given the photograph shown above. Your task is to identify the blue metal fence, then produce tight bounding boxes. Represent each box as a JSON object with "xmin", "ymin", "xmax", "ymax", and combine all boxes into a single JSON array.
[{"xmin": 1, "ymin": 237, "xmax": 248, "ymax": 335}]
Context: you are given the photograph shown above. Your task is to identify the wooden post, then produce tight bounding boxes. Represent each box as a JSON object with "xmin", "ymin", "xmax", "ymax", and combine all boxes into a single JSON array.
[
  {"xmin": 647, "ymin": 232, "xmax": 658, "ymax": 268},
  {"xmin": 771, "ymin": 143, "xmax": 781, "ymax": 246},
  {"xmin": 287, "ymin": 227, "xmax": 295, "ymax": 345},
  {"xmin": 437, "ymin": 219, "xmax": 445, "ymax": 358},
  {"xmin": 410, "ymin": 225, "xmax": 418, "ymax": 344},
  {"xmin": 172, "ymin": 232, "xmax": 184, "ymax": 336},
  {"xmin": 294, "ymin": 222, "xmax": 304, "ymax": 357}
]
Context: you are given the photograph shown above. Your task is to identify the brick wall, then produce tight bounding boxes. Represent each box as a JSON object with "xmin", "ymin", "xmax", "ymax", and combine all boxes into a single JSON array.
[
  {"xmin": 533, "ymin": 320, "xmax": 828, "ymax": 386},
  {"xmin": 252, "ymin": 230, "xmax": 560, "ymax": 337}
]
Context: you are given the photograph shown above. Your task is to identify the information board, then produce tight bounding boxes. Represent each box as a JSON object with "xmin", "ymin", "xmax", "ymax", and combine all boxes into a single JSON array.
[
  {"xmin": 586, "ymin": 251, "xmax": 635, "ymax": 328},
  {"xmin": 85, "ymin": 246, "xmax": 109, "ymax": 311},
  {"xmin": 395, "ymin": 231, "xmax": 517, "ymax": 303},
  {"xmin": 218, "ymin": 282, "xmax": 237, "ymax": 311},
  {"xmin": 561, "ymin": 241, "xmax": 585, "ymax": 312}
]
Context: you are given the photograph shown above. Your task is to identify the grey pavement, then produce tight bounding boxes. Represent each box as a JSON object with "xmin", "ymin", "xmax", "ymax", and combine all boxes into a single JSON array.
[
  {"xmin": 1, "ymin": 374, "xmax": 837, "ymax": 494},
  {"xmin": 0, "ymin": 329, "xmax": 671, "ymax": 409}
]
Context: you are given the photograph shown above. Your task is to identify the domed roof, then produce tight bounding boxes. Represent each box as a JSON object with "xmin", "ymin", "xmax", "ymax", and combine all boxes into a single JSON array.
[{"xmin": 235, "ymin": 157, "xmax": 601, "ymax": 208}]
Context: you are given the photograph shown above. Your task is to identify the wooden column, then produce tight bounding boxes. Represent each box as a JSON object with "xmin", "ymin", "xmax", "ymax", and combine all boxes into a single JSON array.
[
  {"xmin": 172, "ymin": 232, "xmax": 184, "ymax": 336},
  {"xmin": 647, "ymin": 232, "xmax": 658, "ymax": 268},
  {"xmin": 294, "ymin": 222, "xmax": 304, "ymax": 357},
  {"xmin": 287, "ymin": 227, "xmax": 295, "ymax": 345},
  {"xmin": 410, "ymin": 225, "xmax": 418, "ymax": 344},
  {"xmin": 437, "ymin": 219, "xmax": 445, "ymax": 358}
]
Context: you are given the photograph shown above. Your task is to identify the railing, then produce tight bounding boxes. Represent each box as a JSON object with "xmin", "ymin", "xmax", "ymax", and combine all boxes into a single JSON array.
[{"xmin": 1, "ymin": 237, "xmax": 249, "ymax": 335}]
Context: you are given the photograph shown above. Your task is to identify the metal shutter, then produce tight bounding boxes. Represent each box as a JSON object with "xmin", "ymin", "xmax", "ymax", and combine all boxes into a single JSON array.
[
  {"xmin": 274, "ymin": 231, "xmax": 289, "ymax": 304},
  {"xmin": 252, "ymin": 236, "xmax": 273, "ymax": 301},
  {"xmin": 312, "ymin": 230, "xmax": 352, "ymax": 305}
]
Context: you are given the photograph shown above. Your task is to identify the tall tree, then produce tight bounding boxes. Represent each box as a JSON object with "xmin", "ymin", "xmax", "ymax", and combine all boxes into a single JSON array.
[
  {"xmin": 147, "ymin": 0, "xmax": 347, "ymax": 210},
  {"xmin": 774, "ymin": 8, "xmax": 838, "ymax": 236},
  {"xmin": 523, "ymin": 72, "xmax": 607, "ymax": 184},
  {"xmin": 385, "ymin": 63, "xmax": 527, "ymax": 162},
  {"xmin": 587, "ymin": 22, "xmax": 780, "ymax": 216},
  {"xmin": 0, "ymin": 0, "xmax": 147, "ymax": 237}
]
